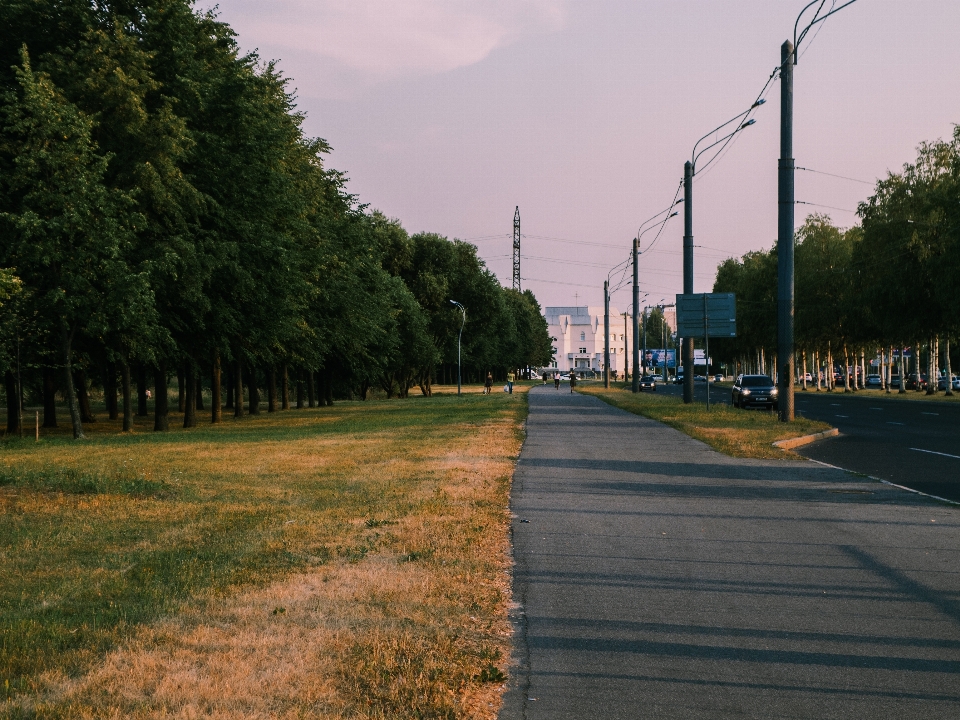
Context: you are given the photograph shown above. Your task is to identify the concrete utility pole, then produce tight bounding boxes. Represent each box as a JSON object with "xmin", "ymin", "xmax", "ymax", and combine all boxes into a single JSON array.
[
  {"xmin": 777, "ymin": 40, "xmax": 796, "ymax": 422},
  {"xmin": 513, "ymin": 206, "xmax": 521, "ymax": 292},
  {"xmin": 623, "ymin": 313, "xmax": 629, "ymax": 382},
  {"xmin": 632, "ymin": 237, "xmax": 640, "ymax": 393},
  {"xmin": 641, "ymin": 307, "xmax": 647, "ymax": 377},
  {"xmin": 604, "ymin": 280, "xmax": 611, "ymax": 388},
  {"xmin": 682, "ymin": 160, "xmax": 694, "ymax": 404}
]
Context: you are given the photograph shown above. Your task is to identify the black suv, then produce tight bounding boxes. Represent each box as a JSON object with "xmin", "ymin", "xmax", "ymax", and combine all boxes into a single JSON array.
[{"xmin": 731, "ymin": 374, "xmax": 779, "ymax": 410}]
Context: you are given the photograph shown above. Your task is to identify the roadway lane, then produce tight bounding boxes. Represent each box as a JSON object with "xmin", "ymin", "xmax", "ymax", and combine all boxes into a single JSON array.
[{"xmin": 649, "ymin": 380, "xmax": 960, "ymax": 503}]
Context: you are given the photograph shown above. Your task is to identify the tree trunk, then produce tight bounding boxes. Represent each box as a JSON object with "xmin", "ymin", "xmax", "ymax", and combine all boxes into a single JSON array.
[
  {"xmin": 296, "ymin": 368, "xmax": 304, "ymax": 409},
  {"xmin": 75, "ymin": 368, "xmax": 95, "ymax": 422},
  {"xmin": 104, "ymin": 361, "xmax": 118, "ymax": 420},
  {"xmin": 183, "ymin": 360, "xmax": 197, "ymax": 428},
  {"xmin": 268, "ymin": 366, "xmax": 277, "ymax": 412},
  {"xmin": 307, "ymin": 370, "xmax": 315, "ymax": 408},
  {"xmin": 281, "ymin": 363, "xmax": 289, "ymax": 410},
  {"xmin": 120, "ymin": 359, "xmax": 133, "ymax": 432},
  {"xmin": 195, "ymin": 375, "xmax": 205, "ymax": 410},
  {"xmin": 248, "ymin": 365, "xmax": 260, "ymax": 415},
  {"xmin": 842, "ymin": 346, "xmax": 851, "ymax": 392},
  {"xmin": 225, "ymin": 363, "xmax": 234, "ymax": 409},
  {"xmin": 177, "ymin": 365, "xmax": 186, "ymax": 412},
  {"xmin": 42, "ymin": 365, "xmax": 58, "ymax": 427},
  {"xmin": 61, "ymin": 326, "xmax": 84, "ymax": 439},
  {"xmin": 886, "ymin": 346, "xmax": 894, "ymax": 393},
  {"xmin": 926, "ymin": 336, "xmax": 937, "ymax": 395},
  {"xmin": 212, "ymin": 352, "xmax": 223, "ymax": 423},
  {"xmin": 137, "ymin": 364, "xmax": 148, "ymax": 416},
  {"xmin": 154, "ymin": 362, "xmax": 169, "ymax": 431},
  {"xmin": 5, "ymin": 370, "xmax": 20, "ymax": 435},
  {"xmin": 898, "ymin": 347, "xmax": 907, "ymax": 393},
  {"xmin": 945, "ymin": 339, "xmax": 953, "ymax": 396},
  {"xmin": 234, "ymin": 359, "xmax": 244, "ymax": 418}
]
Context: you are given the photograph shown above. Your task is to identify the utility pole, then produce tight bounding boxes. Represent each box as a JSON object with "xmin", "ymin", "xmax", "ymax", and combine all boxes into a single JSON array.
[
  {"xmin": 777, "ymin": 41, "xmax": 795, "ymax": 422},
  {"xmin": 604, "ymin": 280, "xmax": 610, "ymax": 388},
  {"xmin": 641, "ymin": 307, "xmax": 647, "ymax": 377},
  {"xmin": 513, "ymin": 206, "xmax": 521, "ymax": 292},
  {"xmin": 623, "ymin": 312, "xmax": 629, "ymax": 382},
  {"xmin": 632, "ymin": 237, "xmax": 640, "ymax": 393},
  {"xmin": 682, "ymin": 160, "xmax": 694, "ymax": 404}
]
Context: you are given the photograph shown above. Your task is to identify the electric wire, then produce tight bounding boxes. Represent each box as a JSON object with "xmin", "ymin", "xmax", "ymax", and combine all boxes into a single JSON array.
[{"xmin": 797, "ymin": 166, "xmax": 873, "ymax": 185}]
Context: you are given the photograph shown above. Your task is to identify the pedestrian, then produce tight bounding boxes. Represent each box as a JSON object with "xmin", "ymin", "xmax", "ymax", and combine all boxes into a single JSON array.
[
  {"xmin": 554, "ymin": 371, "xmax": 560, "ymax": 389},
  {"xmin": 569, "ymin": 371, "xmax": 577, "ymax": 393},
  {"xmin": 506, "ymin": 370, "xmax": 515, "ymax": 394},
  {"xmin": 484, "ymin": 372, "xmax": 493, "ymax": 395},
  {"xmin": 542, "ymin": 371, "xmax": 548, "ymax": 385}
]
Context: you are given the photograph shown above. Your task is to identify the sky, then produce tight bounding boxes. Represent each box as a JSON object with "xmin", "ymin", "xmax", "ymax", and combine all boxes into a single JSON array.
[{"xmin": 208, "ymin": 0, "xmax": 960, "ymax": 312}]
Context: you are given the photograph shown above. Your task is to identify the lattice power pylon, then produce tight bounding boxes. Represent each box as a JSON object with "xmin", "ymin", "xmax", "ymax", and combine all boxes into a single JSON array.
[{"xmin": 513, "ymin": 206, "xmax": 521, "ymax": 292}]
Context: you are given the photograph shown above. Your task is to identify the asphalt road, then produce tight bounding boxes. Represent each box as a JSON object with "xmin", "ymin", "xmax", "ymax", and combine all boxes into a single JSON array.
[
  {"xmin": 502, "ymin": 386, "xmax": 960, "ymax": 719},
  {"xmin": 652, "ymin": 380, "xmax": 960, "ymax": 503}
]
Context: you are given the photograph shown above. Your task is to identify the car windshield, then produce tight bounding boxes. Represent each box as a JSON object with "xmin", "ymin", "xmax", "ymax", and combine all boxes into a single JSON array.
[{"xmin": 741, "ymin": 376, "xmax": 774, "ymax": 387}]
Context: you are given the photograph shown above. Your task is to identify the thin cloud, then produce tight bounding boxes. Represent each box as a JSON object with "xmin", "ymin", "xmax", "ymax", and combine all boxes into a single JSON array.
[{"xmin": 217, "ymin": 0, "xmax": 565, "ymax": 96}]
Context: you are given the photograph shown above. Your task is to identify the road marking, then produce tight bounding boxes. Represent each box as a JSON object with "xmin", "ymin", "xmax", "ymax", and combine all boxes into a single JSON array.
[
  {"xmin": 887, "ymin": 421, "xmax": 905, "ymax": 425},
  {"xmin": 830, "ymin": 403, "xmax": 840, "ymax": 406},
  {"xmin": 910, "ymin": 447, "xmax": 960, "ymax": 460},
  {"xmin": 921, "ymin": 412, "xmax": 939, "ymax": 416},
  {"xmin": 805, "ymin": 459, "xmax": 960, "ymax": 507},
  {"xmin": 834, "ymin": 414, "xmax": 848, "ymax": 418},
  {"xmin": 869, "ymin": 407, "xmax": 882, "ymax": 410}
]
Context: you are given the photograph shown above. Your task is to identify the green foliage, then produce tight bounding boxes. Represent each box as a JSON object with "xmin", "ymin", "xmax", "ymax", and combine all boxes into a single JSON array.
[{"xmin": 0, "ymin": 0, "xmax": 551, "ymax": 425}]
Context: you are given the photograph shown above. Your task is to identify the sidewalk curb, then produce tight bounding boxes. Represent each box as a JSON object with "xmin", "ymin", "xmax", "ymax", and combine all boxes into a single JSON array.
[{"xmin": 773, "ymin": 427, "xmax": 839, "ymax": 450}]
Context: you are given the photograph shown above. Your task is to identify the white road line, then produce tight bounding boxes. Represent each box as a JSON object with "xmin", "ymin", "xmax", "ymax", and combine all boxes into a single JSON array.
[
  {"xmin": 805, "ymin": 460, "xmax": 960, "ymax": 507},
  {"xmin": 836, "ymin": 415, "xmax": 848, "ymax": 418},
  {"xmin": 887, "ymin": 421, "xmax": 905, "ymax": 425},
  {"xmin": 910, "ymin": 447, "xmax": 960, "ymax": 460},
  {"xmin": 869, "ymin": 407, "xmax": 882, "ymax": 410},
  {"xmin": 830, "ymin": 403, "xmax": 840, "ymax": 406},
  {"xmin": 921, "ymin": 412, "xmax": 939, "ymax": 416}
]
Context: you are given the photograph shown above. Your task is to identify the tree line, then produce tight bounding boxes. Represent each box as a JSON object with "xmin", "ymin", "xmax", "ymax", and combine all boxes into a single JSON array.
[
  {"xmin": 711, "ymin": 127, "xmax": 960, "ymax": 393},
  {"xmin": 0, "ymin": 0, "xmax": 552, "ymax": 439}
]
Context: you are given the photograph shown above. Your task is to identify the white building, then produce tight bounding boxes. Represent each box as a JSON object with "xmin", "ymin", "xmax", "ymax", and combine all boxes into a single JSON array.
[{"xmin": 544, "ymin": 306, "xmax": 633, "ymax": 375}]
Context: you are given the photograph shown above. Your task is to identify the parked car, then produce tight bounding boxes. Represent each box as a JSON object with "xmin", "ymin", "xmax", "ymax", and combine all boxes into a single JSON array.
[
  {"xmin": 639, "ymin": 375, "xmax": 657, "ymax": 391},
  {"xmin": 889, "ymin": 374, "xmax": 902, "ymax": 388},
  {"xmin": 906, "ymin": 373, "xmax": 928, "ymax": 391},
  {"xmin": 937, "ymin": 375, "xmax": 960, "ymax": 391},
  {"xmin": 802, "ymin": 372, "xmax": 813, "ymax": 383},
  {"xmin": 731, "ymin": 374, "xmax": 779, "ymax": 410},
  {"xmin": 865, "ymin": 374, "xmax": 883, "ymax": 388}
]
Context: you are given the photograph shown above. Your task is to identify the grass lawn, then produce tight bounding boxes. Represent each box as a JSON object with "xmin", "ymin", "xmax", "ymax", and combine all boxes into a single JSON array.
[
  {"xmin": 1, "ymin": 384, "xmax": 526, "ymax": 719},
  {"xmin": 579, "ymin": 383, "xmax": 833, "ymax": 459}
]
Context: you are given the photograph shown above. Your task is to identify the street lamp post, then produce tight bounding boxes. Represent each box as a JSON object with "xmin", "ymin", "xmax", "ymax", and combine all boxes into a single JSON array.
[
  {"xmin": 450, "ymin": 300, "xmax": 465, "ymax": 396},
  {"xmin": 778, "ymin": 0, "xmax": 859, "ymax": 421},
  {"xmin": 683, "ymin": 104, "xmax": 762, "ymax": 404}
]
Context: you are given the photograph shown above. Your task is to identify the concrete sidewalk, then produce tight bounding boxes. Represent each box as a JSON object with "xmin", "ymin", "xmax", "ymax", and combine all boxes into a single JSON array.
[{"xmin": 501, "ymin": 386, "xmax": 960, "ymax": 719}]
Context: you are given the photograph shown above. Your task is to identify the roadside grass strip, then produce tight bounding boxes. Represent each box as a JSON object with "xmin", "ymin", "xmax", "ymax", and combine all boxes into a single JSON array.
[
  {"xmin": 579, "ymin": 384, "xmax": 832, "ymax": 459},
  {"xmin": 1, "ymin": 388, "xmax": 526, "ymax": 718}
]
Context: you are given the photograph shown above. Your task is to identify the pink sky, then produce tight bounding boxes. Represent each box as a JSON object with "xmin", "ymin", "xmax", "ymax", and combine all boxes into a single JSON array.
[{"xmin": 210, "ymin": 0, "xmax": 959, "ymax": 310}]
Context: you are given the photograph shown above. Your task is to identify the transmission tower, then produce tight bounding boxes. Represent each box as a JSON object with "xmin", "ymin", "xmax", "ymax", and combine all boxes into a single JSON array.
[{"xmin": 513, "ymin": 206, "xmax": 521, "ymax": 291}]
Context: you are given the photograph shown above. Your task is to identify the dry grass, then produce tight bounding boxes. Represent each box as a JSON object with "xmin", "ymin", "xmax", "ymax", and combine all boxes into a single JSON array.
[
  {"xmin": 1, "ymin": 388, "xmax": 526, "ymax": 719},
  {"xmin": 579, "ymin": 384, "xmax": 833, "ymax": 459}
]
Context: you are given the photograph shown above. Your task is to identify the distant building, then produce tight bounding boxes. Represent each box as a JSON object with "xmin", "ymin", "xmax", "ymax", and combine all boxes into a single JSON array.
[{"xmin": 544, "ymin": 306, "xmax": 633, "ymax": 375}]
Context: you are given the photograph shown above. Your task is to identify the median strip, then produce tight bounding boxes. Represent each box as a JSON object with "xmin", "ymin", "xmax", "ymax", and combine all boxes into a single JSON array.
[{"xmin": 773, "ymin": 427, "xmax": 840, "ymax": 450}]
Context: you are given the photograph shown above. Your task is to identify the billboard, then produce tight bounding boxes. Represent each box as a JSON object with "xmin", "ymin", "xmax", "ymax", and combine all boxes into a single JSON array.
[
  {"xmin": 676, "ymin": 293, "xmax": 737, "ymax": 338},
  {"xmin": 644, "ymin": 349, "xmax": 676, "ymax": 368}
]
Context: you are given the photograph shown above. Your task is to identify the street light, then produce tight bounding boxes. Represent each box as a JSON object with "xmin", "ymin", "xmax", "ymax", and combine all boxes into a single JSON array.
[
  {"xmin": 682, "ymin": 101, "xmax": 763, "ymax": 404},
  {"xmin": 778, "ymin": 0, "xmax": 860, "ymax": 421},
  {"xmin": 450, "ymin": 300, "xmax": 465, "ymax": 396}
]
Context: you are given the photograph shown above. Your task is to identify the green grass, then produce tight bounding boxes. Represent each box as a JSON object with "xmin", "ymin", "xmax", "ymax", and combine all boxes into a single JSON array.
[
  {"xmin": 0, "ymin": 388, "xmax": 526, "ymax": 718},
  {"xmin": 579, "ymin": 383, "xmax": 833, "ymax": 459}
]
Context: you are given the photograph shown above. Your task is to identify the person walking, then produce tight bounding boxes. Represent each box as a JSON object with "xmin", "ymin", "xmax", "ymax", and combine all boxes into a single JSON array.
[
  {"xmin": 554, "ymin": 371, "xmax": 560, "ymax": 390},
  {"xmin": 484, "ymin": 372, "xmax": 493, "ymax": 395},
  {"xmin": 506, "ymin": 370, "xmax": 515, "ymax": 394},
  {"xmin": 569, "ymin": 370, "xmax": 577, "ymax": 393}
]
